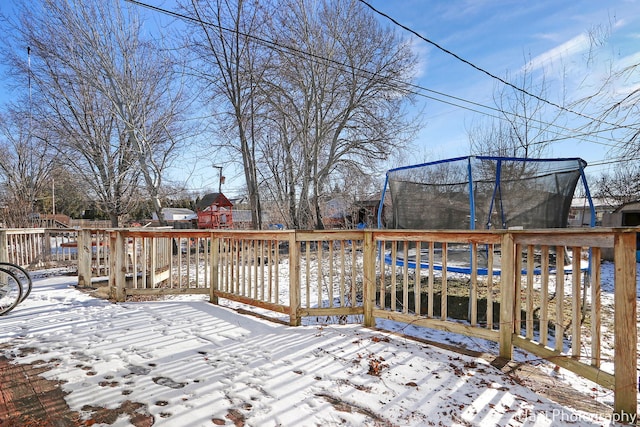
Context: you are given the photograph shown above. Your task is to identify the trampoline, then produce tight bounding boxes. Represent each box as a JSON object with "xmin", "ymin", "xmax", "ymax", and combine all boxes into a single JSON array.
[{"xmin": 377, "ymin": 156, "xmax": 595, "ymax": 275}]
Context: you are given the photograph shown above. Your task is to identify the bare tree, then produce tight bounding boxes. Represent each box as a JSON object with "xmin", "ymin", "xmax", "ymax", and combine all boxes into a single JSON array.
[
  {"xmin": 181, "ymin": 0, "xmax": 272, "ymax": 229},
  {"xmin": 180, "ymin": 0, "xmax": 417, "ymax": 229},
  {"xmin": 259, "ymin": 0, "xmax": 418, "ymax": 229},
  {"xmin": 41, "ymin": 82, "xmax": 140, "ymax": 226},
  {"xmin": 593, "ymin": 163, "xmax": 640, "ymax": 206},
  {"xmin": 0, "ymin": 109, "xmax": 55, "ymax": 227},
  {"xmin": 573, "ymin": 18, "xmax": 640, "ymax": 197},
  {"xmin": 590, "ymin": 64, "xmax": 640, "ymax": 159},
  {"xmin": 3, "ymin": 0, "xmax": 189, "ymax": 226}
]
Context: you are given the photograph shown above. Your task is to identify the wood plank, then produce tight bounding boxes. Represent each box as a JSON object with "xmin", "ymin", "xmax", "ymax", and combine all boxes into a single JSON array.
[
  {"xmin": 258, "ymin": 240, "xmax": 264, "ymax": 300},
  {"xmin": 555, "ymin": 245, "xmax": 565, "ymax": 353},
  {"xmin": 216, "ymin": 290, "xmax": 289, "ymax": 314},
  {"xmin": 210, "ymin": 235, "xmax": 219, "ymax": 304},
  {"xmin": 351, "ymin": 241, "xmax": 357, "ymax": 308},
  {"xmin": 340, "ymin": 240, "xmax": 346, "ymax": 307},
  {"xmin": 513, "ymin": 336, "xmax": 615, "ymax": 390},
  {"xmin": 300, "ymin": 307, "xmax": 364, "ymax": 317},
  {"xmin": 515, "ymin": 244, "xmax": 522, "ymax": 336},
  {"xmin": 151, "ymin": 267, "xmax": 171, "ymax": 287},
  {"xmin": 317, "ymin": 240, "xmax": 323, "ymax": 308},
  {"xmin": 613, "ymin": 231, "xmax": 637, "ymax": 416},
  {"xmin": 304, "ymin": 241, "xmax": 310, "ymax": 308},
  {"xmin": 499, "ymin": 233, "xmax": 515, "ymax": 359},
  {"xmin": 374, "ymin": 229, "xmax": 503, "ymax": 244},
  {"xmin": 513, "ymin": 232, "xmax": 614, "ymax": 248},
  {"xmin": 525, "ymin": 245, "xmax": 534, "ymax": 339},
  {"xmin": 111, "ymin": 231, "xmax": 126, "ymax": 302},
  {"xmin": 415, "ymin": 241, "xmax": 422, "ymax": 317},
  {"xmin": 288, "ymin": 232, "xmax": 301, "ymax": 326},
  {"xmin": 540, "ymin": 246, "xmax": 550, "ymax": 346},
  {"xmin": 268, "ymin": 240, "xmax": 274, "ymax": 301},
  {"xmin": 363, "ymin": 231, "xmax": 376, "ymax": 327},
  {"xmin": 590, "ymin": 246, "xmax": 601, "ymax": 368},
  {"xmin": 378, "ymin": 240, "xmax": 386, "ymax": 308},
  {"xmin": 441, "ymin": 242, "xmax": 447, "ymax": 321},
  {"xmin": 328, "ymin": 241, "xmax": 334, "ymax": 308},
  {"xmin": 571, "ymin": 246, "xmax": 582, "ymax": 358},
  {"xmin": 372, "ymin": 309, "xmax": 500, "ymax": 342},
  {"xmin": 127, "ymin": 287, "xmax": 209, "ymax": 295},
  {"xmin": 274, "ymin": 239, "xmax": 280, "ymax": 304},
  {"xmin": 295, "ymin": 230, "xmax": 363, "ymax": 242},
  {"xmin": 487, "ymin": 244, "xmax": 494, "ymax": 330},
  {"xmin": 391, "ymin": 243, "xmax": 397, "ymax": 312},
  {"xmin": 470, "ymin": 243, "xmax": 477, "ymax": 326},
  {"xmin": 402, "ymin": 241, "xmax": 409, "ymax": 314},
  {"xmin": 428, "ymin": 241, "xmax": 434, "ymax": 318}
]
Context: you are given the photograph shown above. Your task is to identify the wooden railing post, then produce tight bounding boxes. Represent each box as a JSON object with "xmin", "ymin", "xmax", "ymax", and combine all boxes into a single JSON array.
[
  {"xmin": 0, "ymin": 230, "xmax": 8, "ymax": 263},
  {"xmin": 109, "ymin": 230, "xmax": 126, "ymax": 302},
  {"xmin": 149, "ymin": 236, "xmax": 157, "ymax": 288},
  {"xmin": 76, "ymin": 229, "xmax": 92, "ymax": 287},
  {"xmin": 289, "ymin": 231, "xmax": 301, "ymax": 326},
  {"xmin": 499, "ymin": 232, "xmax": 515, "ymax": 360},
  {"xmin": 43, "ymin": 229, "xmax": 52, "ymax": 265},
  {"xmin": 210, "ymin": 233, "xmax": 219, "ymax": 304},
  {"xmin": 363, "ymin": 230, "xmax": 376, "ymax": 327},
  {"xmin": 613, "ymin": 230, "xmax": 637, "ymax": 420}
]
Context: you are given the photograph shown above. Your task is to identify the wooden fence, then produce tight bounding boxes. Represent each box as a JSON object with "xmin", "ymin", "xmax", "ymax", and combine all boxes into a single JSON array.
[{"xmin": 0, "ymin": 227, "xmax": 636, "ymax": 417}]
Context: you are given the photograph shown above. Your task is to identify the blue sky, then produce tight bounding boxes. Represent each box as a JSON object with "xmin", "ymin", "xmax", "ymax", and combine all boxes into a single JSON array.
[
  {"xmin": 1, "ymin": 1, "xmax": 639, "ymax": 193},
  {"xmin": 367, "ymin": 0, "xmax": 640, "ymax": 179}
]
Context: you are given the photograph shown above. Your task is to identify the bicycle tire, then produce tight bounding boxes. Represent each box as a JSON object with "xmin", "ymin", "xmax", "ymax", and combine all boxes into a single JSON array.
[
  {"xmin": 0, "ymin": 267, "xmax": 23, "ymax": 316},
  {"xmin": 0, "ymin": 262, "xmax": 32, "ymax": 302}
]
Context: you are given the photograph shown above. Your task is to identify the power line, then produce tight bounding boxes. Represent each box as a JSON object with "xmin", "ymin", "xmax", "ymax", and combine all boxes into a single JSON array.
[
  {"xmin": 402, "ymin": 82, "xmax": 623, "ymax": 149},
  {"xmin": 589, "ymin": 155, "xmax": 640, "ymax": 167},
  {"xmin": 126, "ymin": 0, "xmax": 627, "ymax": 157},
  {"xmin": 357, "ymin": 0, "xmax": 640, "ymax": 136}
]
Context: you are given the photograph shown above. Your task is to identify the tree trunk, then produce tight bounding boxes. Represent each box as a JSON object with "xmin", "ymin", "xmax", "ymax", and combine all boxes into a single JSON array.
[{"xmin": 109, "ymin": 212, "xmax": 120, "ymax": 228}]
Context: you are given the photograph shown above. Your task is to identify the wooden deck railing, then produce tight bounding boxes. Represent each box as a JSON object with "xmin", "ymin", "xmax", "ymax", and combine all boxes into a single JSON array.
[
  {"xmin": 3, "ymin": 226, "xmax": 635, "ymax": 418},
  {"xmin": 371, "ymin": 228, "xmax": 637, "ymax": 418},
  {"xmin": 0, "ymin": 228, "xmax": 80, "ymax": 267}
]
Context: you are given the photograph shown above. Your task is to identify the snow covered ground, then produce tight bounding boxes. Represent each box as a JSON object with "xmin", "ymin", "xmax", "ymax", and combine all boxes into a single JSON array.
[{"xmin": 0, "ymin": 265, "xmax": 637, "ymax": 426}]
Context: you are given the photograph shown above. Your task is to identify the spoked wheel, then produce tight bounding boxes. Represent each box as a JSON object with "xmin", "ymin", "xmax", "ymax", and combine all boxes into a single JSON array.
[
  {"xmin": 0, "ymin": 267, "xmax": 23, "ymax": 315},
  {"xmin": 0, "ymin": 262, "xmax": 33, "ymax": 302}
]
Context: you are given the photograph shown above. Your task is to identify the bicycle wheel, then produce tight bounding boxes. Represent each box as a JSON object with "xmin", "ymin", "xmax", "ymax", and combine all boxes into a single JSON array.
[
  {"xmin": 0, "ymin": 267, "xmax": 22, "ymax": 315},
  {"xmin": 0, "ymin": 262, "xmax": 32, "ymax": 302}
]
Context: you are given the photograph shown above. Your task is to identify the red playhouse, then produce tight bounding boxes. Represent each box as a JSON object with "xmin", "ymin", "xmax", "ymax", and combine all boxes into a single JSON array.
[{"xmin": 196, "ymin": 192, "xmax": 233, "ymax": 229}]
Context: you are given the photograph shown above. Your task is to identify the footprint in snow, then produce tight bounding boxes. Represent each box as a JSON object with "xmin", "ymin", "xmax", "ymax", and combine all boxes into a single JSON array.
[
  {"xmin": 128, "ymin": 365, "xmax": 151, "ymax": 375},
  {"xmin": 153, "ymin": 376, "xmax": 187, "ymax": 389}
]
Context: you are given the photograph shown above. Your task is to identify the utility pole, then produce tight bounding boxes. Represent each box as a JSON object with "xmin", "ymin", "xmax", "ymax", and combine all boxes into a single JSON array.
[{"xmin": 212, "ymin": 165, "xmax": 223, "ymax": 193}]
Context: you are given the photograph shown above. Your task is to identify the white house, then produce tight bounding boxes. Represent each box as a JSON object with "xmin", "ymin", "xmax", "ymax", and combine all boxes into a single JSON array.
[
  {"xmin": 568, "ymin": 197, "xmax": 615, "ymax": 228},
  {"xmin": 152, "ymin": 208, "xmax": 197, "ymax": 222}
]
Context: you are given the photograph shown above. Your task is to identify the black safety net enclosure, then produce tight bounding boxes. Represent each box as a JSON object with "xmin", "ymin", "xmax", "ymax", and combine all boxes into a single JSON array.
[{"xmin": 379, "ymin": 156, "xmax": 593, "ymax": 230}]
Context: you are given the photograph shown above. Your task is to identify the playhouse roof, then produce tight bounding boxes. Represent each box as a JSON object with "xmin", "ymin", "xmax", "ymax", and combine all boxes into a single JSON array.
[{"xmin": 196, "ymin": 193, "xmax": 233, "ymax": 211}]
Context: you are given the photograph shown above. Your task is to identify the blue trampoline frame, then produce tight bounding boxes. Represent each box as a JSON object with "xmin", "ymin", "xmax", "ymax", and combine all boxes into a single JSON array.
[{"xmin": 377, "ymin": 156, "xmax": 596, "ymax": 276}]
